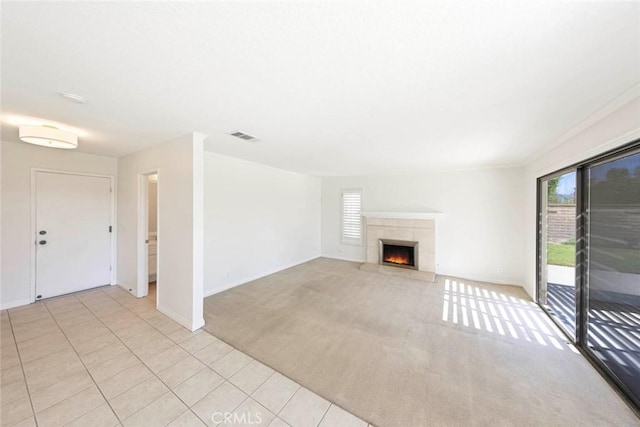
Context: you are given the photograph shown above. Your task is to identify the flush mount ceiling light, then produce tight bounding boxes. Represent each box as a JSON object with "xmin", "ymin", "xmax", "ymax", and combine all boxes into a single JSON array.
[{"xmin": 19, "ymin": 125, "xmax": 78, "ymax": 149}]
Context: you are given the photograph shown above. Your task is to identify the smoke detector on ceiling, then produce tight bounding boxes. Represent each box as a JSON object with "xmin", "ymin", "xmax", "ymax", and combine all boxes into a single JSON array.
[
  {"xmin": 60, "ymin": 92, "xmax": 87, "ymax": 104},
  {"xmin": 229, "ymin": 131, "xmax": 259, "ymax": 142}
]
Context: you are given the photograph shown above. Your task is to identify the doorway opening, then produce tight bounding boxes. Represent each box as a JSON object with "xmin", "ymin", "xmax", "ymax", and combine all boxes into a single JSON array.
[
  {"xmin": 138, "ymin": 170, "xmax": 159, "ymax": 303},
  {"xmin": 536, "ymin": 141, "xmax": 640, "ymax": 411},
  {"xmin": 538, "ymin": 170, "xmax": 577, "ymax": 339}
]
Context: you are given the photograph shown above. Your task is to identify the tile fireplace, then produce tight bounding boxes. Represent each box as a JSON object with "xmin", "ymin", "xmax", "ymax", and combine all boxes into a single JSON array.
[{"xmin": 359, "ymin": 212, "xmax": 441, "ymax": 281}]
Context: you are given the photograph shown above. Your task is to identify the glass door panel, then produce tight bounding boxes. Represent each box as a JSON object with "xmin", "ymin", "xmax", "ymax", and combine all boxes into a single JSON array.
[
  {"xmin": 586, "ymin": 150, "xmax": 640, "ymax": 405},
  {"xmin": 539, "ymin": 171, "xmax": 578, "ymax": 340}
]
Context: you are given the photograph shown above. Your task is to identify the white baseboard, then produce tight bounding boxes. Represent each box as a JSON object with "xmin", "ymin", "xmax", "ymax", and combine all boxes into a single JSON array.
[
  {"xmin": 115, "ymin": 283, "xmax": 139, "ymax": 297},
  {"xmin": 191, "ymin": 317, "xmax": 205, "ymax": 331},
  {"xmin": 435, "ymin": 270, "xmax": 525, "ymax": 290},
  {"xmin": 320, "ymin": 257, "xmax": 528, "ymax": 296},
  {"xmin": 157, "ymin": 304, "xmax": 203, "ymax": 332},
  {"xmin": 320, "ymin": 254, "xmax": 366, "ymax": 263},
  {"xmin": 204, "ymin": 255, "xmax": 320, "ymax": 297},
  {"xmin": 0, "ymin": 298, "xmax": 33, "ymax": 310}
]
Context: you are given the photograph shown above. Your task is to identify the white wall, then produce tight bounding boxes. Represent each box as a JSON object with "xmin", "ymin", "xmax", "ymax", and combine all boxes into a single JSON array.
[
  {"xmin": 523, "ymin": 96, "xmax": 640, "ymax": 298},
  {"xmin": 321, "ymin": 167, "xmax": 526, "ymax": 286},
  {"xmin": 1, "ymin": 140, "xmax": 117, "ymax": 309},
  {"xmin": 204, "ymin": 152, "xmax": 321, "ymax": 296},
  {"xmin": 117, "ymin": 133, "xmax": 205, "ymax": 330}
]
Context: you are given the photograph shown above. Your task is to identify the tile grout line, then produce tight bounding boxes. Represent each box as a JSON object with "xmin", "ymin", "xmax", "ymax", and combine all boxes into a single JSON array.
[
  {"xmin": 203, "ymin": 375, "xmax": 284, "ymax": 427},
  {"xmin": 315, "ymin": 402, "xmax": 332, "ymax": 427},
  {"xmin": 197, "ymin": 357, "xmax": 285, "ymax": 424},
  {"xmin": 71, "ymin": 291, "xmax": 189, "ymax": 425},
  {"xmin": 216, "ymin": 372, "xmax": 274, "ymax": 421},
  {"xmin": 106, "ymin": 288, "xmax": 331, "ymax": 425},
  {"xmin": 204, "ymin": 332, "xmax": 372, "ymax": 426},
  {"xmin": 216, "ymin": 393, "xmax": 251, "ymax": 427},
  {"xmin": 10, "ymin": 290, "xmax": 370, "ymax": 427},
  {"xmin": 99, "ymin": 290, "xmax": 281, "ymax": 425},
  {"xmin": 79, "ymin": 287, "xmax": 223, "ymax": 425},
  {"xmin": 10, "ymin": 286, "xmax": 369, "ymax": 427},
  {"xmin": 239, "ymin": 367, "xmax": 278, "ymax": 407},
  {"xmin": 195, "ymin": 317, "xmax": 371, "ymax": 426},
  {"xmin": 39, "ymin": 296, "xmax": 124, "ymax": 426},
  {"xmin": 167, "ymin": 354, "xmax": 264, "ymax": 424},
  {"xmin": 198, "ymin": 333, "xmax": 304, "ymax": 408},
  {"xmin": 274, "ymin": 382, "xmax": 302, "ymax": 420},
  {"xmin": 6, "ymin": 308, "xmax": 41, "ymax": 427},
  {"xmin": 124, "ymin": 308, "xmax": 264, "ymax": 425}
]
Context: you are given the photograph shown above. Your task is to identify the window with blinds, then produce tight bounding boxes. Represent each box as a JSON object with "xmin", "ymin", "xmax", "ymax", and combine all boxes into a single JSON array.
[{"xmin": 341, "ymin": 189, "xmax": 362, "ymax": 244}]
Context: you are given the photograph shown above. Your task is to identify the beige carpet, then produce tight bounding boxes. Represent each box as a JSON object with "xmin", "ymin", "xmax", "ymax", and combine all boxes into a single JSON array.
[{"xmin": 203, "ymin": 258, "xmax": 639, "ymax": 426}]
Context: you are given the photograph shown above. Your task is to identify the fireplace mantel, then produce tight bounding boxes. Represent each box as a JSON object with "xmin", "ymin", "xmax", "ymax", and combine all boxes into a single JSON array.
[{"xmin": 361, "ymin": 211, "xmax": 443, "ymax": 219}]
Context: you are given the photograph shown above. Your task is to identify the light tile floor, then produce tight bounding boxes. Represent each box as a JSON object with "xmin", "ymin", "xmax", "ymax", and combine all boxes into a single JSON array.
[{"xmin": 1, "ymin": 285, "xmax": 370, "ymax": 427}]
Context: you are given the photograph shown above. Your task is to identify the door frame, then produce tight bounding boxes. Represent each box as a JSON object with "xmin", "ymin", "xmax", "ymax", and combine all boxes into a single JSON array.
[
  {"xmin": 535, "ymin": 166, "xmax": 580, "ymax": 341},
  {"xmin": 136, "ymin": 169, "xmax": 159, "ymax": 301},
  {"xmin": 30, "ymin": 168, "xmax": 117, "ymax": 303},
  {"xmin": 535, "ymin": 139, "xmax": 640, "ymax": 413}
]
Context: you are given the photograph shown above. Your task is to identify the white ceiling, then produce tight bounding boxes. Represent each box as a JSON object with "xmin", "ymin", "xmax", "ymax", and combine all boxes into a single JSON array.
[{"xmin": 2, "ymin": 1, "xmax": 639, "ymax": 176}]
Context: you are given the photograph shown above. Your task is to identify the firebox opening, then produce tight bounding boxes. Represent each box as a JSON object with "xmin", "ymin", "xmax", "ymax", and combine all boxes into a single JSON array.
[{"xmin": 379, "ymin": 239, "xmax": 419, "ymax": 270}]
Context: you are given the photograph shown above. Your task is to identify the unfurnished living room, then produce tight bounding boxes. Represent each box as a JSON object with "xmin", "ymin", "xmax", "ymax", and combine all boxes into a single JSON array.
[{"xmin": 1, "ymin": 2, "xmax": 640, "ymax": 426}]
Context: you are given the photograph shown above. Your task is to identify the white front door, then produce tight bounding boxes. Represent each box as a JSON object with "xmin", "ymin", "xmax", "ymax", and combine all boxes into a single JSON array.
[{"xmin": 35, "ymin": 171, "xmax": 112, "ymax": 300}]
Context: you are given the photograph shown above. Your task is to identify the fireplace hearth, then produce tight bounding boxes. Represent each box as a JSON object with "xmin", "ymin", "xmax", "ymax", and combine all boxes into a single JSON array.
[{"xmin": 379, "ymin": 239, "xmax": 419, "ymax": 270}]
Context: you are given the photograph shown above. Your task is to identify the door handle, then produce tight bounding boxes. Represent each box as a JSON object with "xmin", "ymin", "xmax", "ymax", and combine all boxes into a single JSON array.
[{"xmin": 39, "ymin": 240, "xmax": 47, "ymax": 245}]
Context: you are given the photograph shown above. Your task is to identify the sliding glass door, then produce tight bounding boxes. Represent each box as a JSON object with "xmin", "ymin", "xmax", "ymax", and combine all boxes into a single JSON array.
[
  {"xmin": 585, "ymin": 150, "xmax": 640, "ymax": 405},
  {"xmin": 537, "ymin": 142, "xmax": 640, "ymax": 409},
  {"xmin": 538, "ymin": 170, "xmax": 577, "ymax": 340}
]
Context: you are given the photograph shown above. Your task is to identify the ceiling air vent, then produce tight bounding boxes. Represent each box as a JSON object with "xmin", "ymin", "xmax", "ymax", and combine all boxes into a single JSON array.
[{"xmin": 229, "ymin": 131, "xmax": 259, "ymax": 142}]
